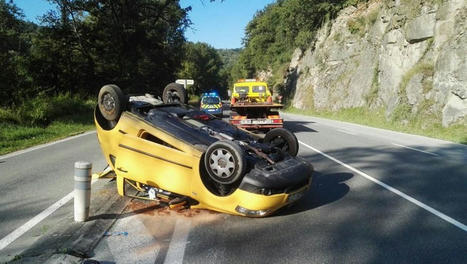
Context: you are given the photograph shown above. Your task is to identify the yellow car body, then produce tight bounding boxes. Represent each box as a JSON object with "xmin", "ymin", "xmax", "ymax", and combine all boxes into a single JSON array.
[{"xmin": 95, "ymin": 91, "xmax": 313, "ymax": 217}]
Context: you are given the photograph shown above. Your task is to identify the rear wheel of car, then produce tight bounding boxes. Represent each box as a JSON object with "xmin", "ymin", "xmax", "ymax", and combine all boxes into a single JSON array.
[
  {"xmin": 98, "ymin": 84, "xmax": 126, "ymax": 121},
  {"xmin": 163, "ymin": 83, "xmax": 187, "ymax": 104},
  {"xmin": 204, "ymin": 140, "xmax": 246, "ymax": 185},
  {"xmin": 264, "ymin": 128, "xmax": 299, "ymax": 156}
]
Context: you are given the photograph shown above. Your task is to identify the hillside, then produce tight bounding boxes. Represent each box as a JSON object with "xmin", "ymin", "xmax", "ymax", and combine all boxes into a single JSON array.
[
  {"xmin": 287, "ymin": 0, "xmax": 466, "ymax": 128},
  {"xmin": 233, "ymin": 0, "xmax": 466, "ymax": 138}
]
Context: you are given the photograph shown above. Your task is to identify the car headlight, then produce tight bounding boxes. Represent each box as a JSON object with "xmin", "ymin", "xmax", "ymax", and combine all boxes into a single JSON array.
[{"xmin": 235, "ymin": 205, "xmax": 271, "ymax": 217}]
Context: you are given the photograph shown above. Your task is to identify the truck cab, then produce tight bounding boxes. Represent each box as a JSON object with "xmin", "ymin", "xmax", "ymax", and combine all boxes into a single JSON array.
[{"xmin": 231, "ymin": 80, "xmax": 272, "ymax": 104}]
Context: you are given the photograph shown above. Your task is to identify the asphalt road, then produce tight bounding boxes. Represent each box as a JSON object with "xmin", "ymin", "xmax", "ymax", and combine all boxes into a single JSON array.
[
  {"xmin": 0, "ymin": 131, "xmax": 107, "ymax": 261},
  {"xmin": 1, "ymin": 110, "xmax": 466, "ymax": 263}
]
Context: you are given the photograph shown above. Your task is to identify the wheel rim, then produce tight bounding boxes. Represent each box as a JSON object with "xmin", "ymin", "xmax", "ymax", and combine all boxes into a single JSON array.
[
  {"xmin": 102, "ymin": 93, "xmax": 116, "ymax": 113},
  {"xmin": 271, "ymin": 136, "xmax": 289, "ymax": 152},
  {"xmin": 209, "ymin": 148, "xmax": 235, "ymax": 179}
]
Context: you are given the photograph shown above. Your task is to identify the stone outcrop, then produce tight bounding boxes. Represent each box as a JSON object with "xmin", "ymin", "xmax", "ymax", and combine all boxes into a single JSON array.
[{"xmin": 285, "ymin": 0, "xmax": 466, "ymax": 127}]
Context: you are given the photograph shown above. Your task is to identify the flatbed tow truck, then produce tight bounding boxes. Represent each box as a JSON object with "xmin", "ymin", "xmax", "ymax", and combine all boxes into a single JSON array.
[{"xmin": 229, "ymin": 79, "xmax": 283, "ymax": 130}]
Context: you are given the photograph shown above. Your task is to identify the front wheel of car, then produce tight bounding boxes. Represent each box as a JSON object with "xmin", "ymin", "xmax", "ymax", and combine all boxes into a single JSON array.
[
  {"xmin": 204, "ymin": 140, "xmax": 246, "ymax": 185},
  {"xmin": 98, "ymin": 84, "xmax": 126, "ymax": 121},
  {"xmin": 263, "ymin": 128, "xmax": 299, "ymax": 156}
]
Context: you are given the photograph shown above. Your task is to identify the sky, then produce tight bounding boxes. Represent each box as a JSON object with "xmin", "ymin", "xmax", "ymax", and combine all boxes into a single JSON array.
[{"xmin": 12, "ymin": 0, "xmax": 276, "ymax": 49}]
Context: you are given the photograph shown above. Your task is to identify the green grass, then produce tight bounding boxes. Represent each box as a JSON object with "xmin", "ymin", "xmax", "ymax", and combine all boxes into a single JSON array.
[
  {"xmin": 0, "ymin": 117, "xmax": 95, "ymax": 155},
  {"xmin": 0, "ymin": 94, "xmax": 95, "ymax": 155},
  {"xmin": 286, "ymin": 106, "xmax": 467, "ymax": 144}
]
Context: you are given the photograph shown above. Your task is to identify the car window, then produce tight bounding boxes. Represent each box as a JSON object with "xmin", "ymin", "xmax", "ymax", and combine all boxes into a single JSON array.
[
  {"xmin": 252, "ymin": 86, "xmax": 266, "ymax": 93},
  {"xmin": 235, "ymin": 86, "xmax": 249, "ymax": 93},
  {"xmin": 202, "ymin": 97, "xmax": 220, "ymax": 104}
]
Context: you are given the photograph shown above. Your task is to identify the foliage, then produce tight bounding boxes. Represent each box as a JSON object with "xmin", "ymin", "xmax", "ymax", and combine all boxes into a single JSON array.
[
  {"xmin": 0, "ymin": 94, "xmax": 95, "ymax": 154},
  {"xmin": 347, "ymin": 7, "xmax": 379, "ymax": 36},
  {"xmin": 231, "ymin": 0, "xmax": 369, "ymax": 89},
  {"xmin": 0, "ymin": 93, "xmax": 94, "ymax": 126},
  {"xmin": 0, "ymin": 0, "xmax": 191, "ymax": 108},
  {"xmin": 177, "ymin": 42, "xmax": 226, "ymax": 97},
  {"xmin": 217, "ymin": 48, "xmax": 241, "ymax": 87}
]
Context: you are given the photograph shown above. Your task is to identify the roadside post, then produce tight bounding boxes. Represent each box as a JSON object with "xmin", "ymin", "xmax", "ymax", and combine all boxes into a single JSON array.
[{"xmin": 74, "ymin": 161, "xmax": 92, "ymax": 222}]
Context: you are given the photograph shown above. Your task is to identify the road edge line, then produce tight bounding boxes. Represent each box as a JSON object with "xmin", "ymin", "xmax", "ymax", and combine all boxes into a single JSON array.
[
  {"xmin": 299, "ymin": 140, "xmax": 467, "ymax": 232},
  {"xmin": 0, "ymin": 130, "xmax": 96, "ymax": 160},
  {"xmin": 0, "ymin": 192, "xmax": 74, "ymax": 251}
]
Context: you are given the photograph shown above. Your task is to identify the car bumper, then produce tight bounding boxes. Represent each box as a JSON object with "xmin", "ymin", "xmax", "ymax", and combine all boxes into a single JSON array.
[
  {"xmin": 194, "ymin": 157, "xmax": 313, "ymax": 217},
  {"xmin": 202, "ymin": 108, "xmax": 222, "ymax": 115}
]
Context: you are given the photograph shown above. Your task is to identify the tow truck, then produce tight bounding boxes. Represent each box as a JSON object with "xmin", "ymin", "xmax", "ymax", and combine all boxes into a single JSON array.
[{"xmin": 229, "ymin": 79, "xmax": 283, "ymax": 130}]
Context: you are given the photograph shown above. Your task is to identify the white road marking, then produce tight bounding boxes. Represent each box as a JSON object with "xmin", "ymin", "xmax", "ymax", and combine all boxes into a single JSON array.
[
  {"xmin": 392, "ymin": 143, "xmax": 439, "ymax": 157},
  {"xmin": 0, "ymin": 178, "xmax": 98, "ymax": 250},
  {"xmin": 164, "ymin": 218, "xmax": 192, "ymax": 264},
  {"xmin": 0, "ymin": 192, "xmax": 74, "ymax": 250},
  {"xmin": 299, "ymin": 141, "xmax": 467, "ymax": 232},
  {"xmin": 0, "ymin": 131, "xmax": 96, "ymax": 160},
  {"xmin": 337, "ymin": 129, "xmax": 357, "ymax": 135}
]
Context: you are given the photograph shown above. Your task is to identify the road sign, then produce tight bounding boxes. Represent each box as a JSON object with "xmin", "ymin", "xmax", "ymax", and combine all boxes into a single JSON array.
[{"xmin": 176, "ymin": 79, "xmax": 194, "ymax": 88}]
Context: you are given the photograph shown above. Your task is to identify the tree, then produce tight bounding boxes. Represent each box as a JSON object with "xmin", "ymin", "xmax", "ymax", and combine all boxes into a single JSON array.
[
  {"xmin": 27, "ymin": 0, "xmax": 191, "ymax": 97},
  {"xmin": 0, "ymin": 0, "xmax": 34, "ymax": 106},
  {"xmin": 177, "ymin": 42, "xmax": 226, "ymax": 97}
]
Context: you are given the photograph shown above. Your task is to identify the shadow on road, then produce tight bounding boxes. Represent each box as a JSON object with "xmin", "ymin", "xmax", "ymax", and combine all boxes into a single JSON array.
[
  {"xmin": 276, "ymin": 172, "xmax": 352, "ymax": 216},
  {"xmin": 284, "ymin": 120, "xmax": 317, "ymax": 133}
]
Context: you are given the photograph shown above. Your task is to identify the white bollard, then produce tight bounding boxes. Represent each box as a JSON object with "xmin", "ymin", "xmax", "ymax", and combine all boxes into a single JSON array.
[{"xmin": 74, "ymin": 161, "xmax": 92, "ymax": 222}]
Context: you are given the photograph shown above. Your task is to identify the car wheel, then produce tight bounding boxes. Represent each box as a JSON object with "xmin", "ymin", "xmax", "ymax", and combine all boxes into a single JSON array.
[
  {"xmin": 204, "ymin": 140, "xmax": 246, "ymax": 184},
  {"xmin": 264, "ymin": 128, "xmax": 299, "ymax": 156},
  {"xmin": 163, "ymin": 83, "xmax": 187, "ymax": 104},
  {"xmin": 98, "ymin": 84, "xmax": 126, "ymax": 121}
]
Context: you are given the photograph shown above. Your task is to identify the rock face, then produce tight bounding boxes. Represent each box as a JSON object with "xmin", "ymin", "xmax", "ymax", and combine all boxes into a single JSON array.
[{"xmin": 285, "ymin": 0, "xmax": 466, "ymax": 127}]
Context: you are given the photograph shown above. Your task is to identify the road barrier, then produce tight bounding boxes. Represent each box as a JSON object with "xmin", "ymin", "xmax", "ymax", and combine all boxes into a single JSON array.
[{"xmin": 74, "ymin": 161, "xmax": 92, "ymax": 222}]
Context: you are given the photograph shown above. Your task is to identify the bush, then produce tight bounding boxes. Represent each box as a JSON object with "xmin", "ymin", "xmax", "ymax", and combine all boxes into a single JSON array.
[{"xmin": 0, "ymin": 93, "xmax": 94, "ymax": 126}]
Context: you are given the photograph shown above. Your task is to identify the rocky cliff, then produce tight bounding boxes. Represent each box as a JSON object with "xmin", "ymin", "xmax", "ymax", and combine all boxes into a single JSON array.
[{"xmin": 286, "ymin": 0, "xmax": 466, "ymax": 127}]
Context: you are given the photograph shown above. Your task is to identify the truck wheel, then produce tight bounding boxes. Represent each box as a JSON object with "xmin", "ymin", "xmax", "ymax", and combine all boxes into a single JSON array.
[
  {"xmin": 98, "ymin": 84, "xmax": 126, "ymax": 121},
  {"xmin": 264, "ymin": 128, "xmax": 299, "ymax": 156},
  {"xmin": 204, "ymin": 140, "xmax": 246, "ymax": 184},
  {"xmin": 163, "ymin": 83, "xmax": 186, "ymax": 104}
]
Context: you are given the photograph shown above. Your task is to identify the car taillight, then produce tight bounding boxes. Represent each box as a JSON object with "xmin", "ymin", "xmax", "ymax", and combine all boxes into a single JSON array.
[
  {"xmin": 272, "ymin": 119, "xmax": 283, "ymax": 124},
  {"xmin": 194, "ymin": 114, "xmax": 210, "ymax": 120},
  {"xmin": 231, "ymin": 120, "xmax": 240, "ymax": 125}
]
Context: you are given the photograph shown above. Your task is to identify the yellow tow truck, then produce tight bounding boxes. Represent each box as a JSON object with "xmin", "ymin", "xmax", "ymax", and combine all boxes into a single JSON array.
[{"xmin": 229, "ymin": 79, "xmax": 283, "ymax": 130}]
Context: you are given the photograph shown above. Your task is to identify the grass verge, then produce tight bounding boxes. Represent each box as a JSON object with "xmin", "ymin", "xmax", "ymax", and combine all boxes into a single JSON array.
[
  {"xmin": 286, "ymin": 107, "xmax": 467, "ymax": 144},
  {"xmin": 0, "ymin": 119, "xmax": 95, "ymax": 155},
  {"xmin": 0, "ymin": 94, "xmax": 96, "ymax": 155}
]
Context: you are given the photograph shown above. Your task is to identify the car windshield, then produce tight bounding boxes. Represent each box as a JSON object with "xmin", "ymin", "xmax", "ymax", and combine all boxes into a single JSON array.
[
  {"xmin": 235, "ymin": 86, "xmax": 249, "ymax": 93},
  {"xmin": 202, "ymin": 96, "xmax": 220, "ymax": 104},
  {"xmin": 252, "ymin": 86, "xmax": 267, "ymax": 93}
]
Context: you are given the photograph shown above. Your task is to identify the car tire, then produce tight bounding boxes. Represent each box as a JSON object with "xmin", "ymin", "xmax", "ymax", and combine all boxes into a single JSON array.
[
  {"xmin": 263, "ymin": 128, "xmax": 299, "ymax": 156},
  {"xmin": 98, "ymin": 84, "xmax": 126, "ymax": 121},
  {"xmin": 204, "ymin": 140, "xmax": 246, "ymax": 185},
  {"xmin": 163, "ymin": 83, "xmax": 187, "ymax": 104}
]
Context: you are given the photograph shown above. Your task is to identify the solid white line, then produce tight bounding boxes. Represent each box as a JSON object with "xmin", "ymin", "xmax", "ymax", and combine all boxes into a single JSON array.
[
  {"xmin": 0, "ymin": 178, "xmax": 98, "ymax": 250},
  {"xmin": 337, "ymin": 129, "xmax": 357, "ymax": 135},
  {"xmin": 0, "ymin": 131, "xmax": 96, "ymax": 160},
  {"xmin": 0, "ymin": 192, "xmax": 74, "ymax": 251},
  {"xmin": 164, "ymin": 218, "xmax": 192, "ymax": 264},
  {"xmin": 392, "ymin": 143, "xmax": 439, "ymax": 157},
  {"xmin": 299, "ymin": 141, "xmax": 467, "ymax": 232}
]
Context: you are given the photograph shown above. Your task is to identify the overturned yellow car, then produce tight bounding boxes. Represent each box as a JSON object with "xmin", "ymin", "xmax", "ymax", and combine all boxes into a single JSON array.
[{"xmin": 95, "ymin": 83, "xmax": 313, "ymax": 217}]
